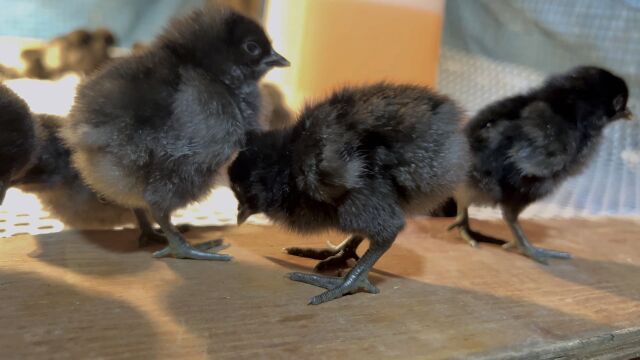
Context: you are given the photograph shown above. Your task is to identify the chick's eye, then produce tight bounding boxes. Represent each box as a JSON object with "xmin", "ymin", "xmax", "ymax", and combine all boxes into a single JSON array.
[{"xmin": 243, "ymin": 41, "xmax": 261, "ymax": 56}]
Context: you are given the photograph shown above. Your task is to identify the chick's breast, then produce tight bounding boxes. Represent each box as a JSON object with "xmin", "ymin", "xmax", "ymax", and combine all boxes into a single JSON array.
[{"xmin": 62, "ymin": 56, "xmax": 245, "ymax": 210}]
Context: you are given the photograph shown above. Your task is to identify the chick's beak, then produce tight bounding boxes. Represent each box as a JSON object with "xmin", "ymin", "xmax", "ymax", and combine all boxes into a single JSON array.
[
  {"xmin": 236, "ymin": 205, "xmax": 253, "ymax": 225},
  {"xmin": 622, "ymin": 108, "xmax": 634, "ymax": 120},
  {"xmin": 263, "ymin": 49, "xmax": 290, "ymax": 68}
]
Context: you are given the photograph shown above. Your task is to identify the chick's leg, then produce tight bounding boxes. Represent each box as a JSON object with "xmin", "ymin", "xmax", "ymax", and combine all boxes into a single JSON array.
[
  {"xmin": 288, "ymin": 236, "xmax": 393, "ymax": 305},
  {"xmin": 150, "ymin": 208, "xmax": 231, "ymax": 261},
  {"xmin": 135, "ymin": 209, "xmax": 223, "ymax": 250},
  {"xmin": 501, "ymin": 206, "xmax": 571, "ymax": 265},
  {"xmin": 447, "ymin": 206, "xmax": 480, "ymax": 247},
  {"xmin": 285, "ymin": 235, "xmax": 364, "ymax": 272},
  {"xmin": 134, "ymin": 208, "xmax": 166, "ymax": 247}
]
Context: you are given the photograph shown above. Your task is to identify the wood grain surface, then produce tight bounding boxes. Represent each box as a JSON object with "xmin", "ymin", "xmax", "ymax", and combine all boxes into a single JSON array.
[{"xmin": 1, "ymin": 217, "xmax": 639, "ymax": 359}]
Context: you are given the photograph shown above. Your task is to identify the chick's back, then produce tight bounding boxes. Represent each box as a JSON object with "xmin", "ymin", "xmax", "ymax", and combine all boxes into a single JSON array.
[
  {"xmin": 466, "ymin": 95, "xmax": 602, "ymax": 206},
  {"xmin": 292, "ymin": 83, "xmax": 468, "ymax": 210},
  {"xmin": 64, "ymin": 54, "xmax": 180, "ymax": 207}
]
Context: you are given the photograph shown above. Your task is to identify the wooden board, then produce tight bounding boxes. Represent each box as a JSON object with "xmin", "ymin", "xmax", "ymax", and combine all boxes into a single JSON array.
[{"xmin": 1, "ymin": 217, "xmax": 640, "ymax": 359}]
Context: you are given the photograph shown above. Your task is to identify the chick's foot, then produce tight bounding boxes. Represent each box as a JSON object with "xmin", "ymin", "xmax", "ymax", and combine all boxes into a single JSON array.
[
  {"xmin": 288, "ymin": 271, "xmax": 379, "ymax": 305},
  {"xmin": 502, "ymin": 211, "xmax": 571, "ymax": 265},
  {"xmin": 153, "ymin": 239, "xmax": 231, "ymax": 261},
  {"xmin": 285, "ymin": 235, "xmax": 364, "ymax": 272},
  {"xmin": 502, "ymin": 241, "xmax": 571, "ymax": 265}
]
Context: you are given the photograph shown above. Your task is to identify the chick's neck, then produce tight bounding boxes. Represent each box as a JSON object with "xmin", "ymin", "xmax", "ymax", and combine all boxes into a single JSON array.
[{"xmin": 219, "ymin": 64, "xmax": 261, "ymax": 90}]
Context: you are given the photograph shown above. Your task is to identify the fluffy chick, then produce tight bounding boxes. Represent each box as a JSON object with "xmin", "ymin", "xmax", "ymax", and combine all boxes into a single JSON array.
[
  {"xmin": 21, "ymin": 28, "xmax": 116, "ymax": 79},
  {"xmin": 0, "ymin": 84, "xmax": 36, "ymax": 203},
  {"xmin": 449, "ymin": 66, "xmax": 632, "ymax": 264},
  {"xmin": 229, "ymin": 83, "xmax": 468, "ymax": 304},
  {"xmin": 62, "ymin": 8, "xmax": 288, "ymax": 261}
]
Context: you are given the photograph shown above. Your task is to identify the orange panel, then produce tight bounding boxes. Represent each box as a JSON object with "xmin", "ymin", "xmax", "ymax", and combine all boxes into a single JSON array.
[{"xmin": 265, "ymin": 0, "xmax": 444, "ymax": 110}]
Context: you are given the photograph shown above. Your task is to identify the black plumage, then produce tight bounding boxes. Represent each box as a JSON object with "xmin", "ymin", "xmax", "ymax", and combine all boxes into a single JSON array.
[
  {"xmin": 62, "ymin": 7, "xmax": 288, "ymax": 260},
  {"xmin": 228, "ymin": 83, "xmax": 468, "ymax": 304},
  {"xmin": 0, "ymin": 84, "xmax": 36, "ymax": 203},
  {"xmin": 449, "ymin": 66, "xmax": 632, "ymax": 263}
]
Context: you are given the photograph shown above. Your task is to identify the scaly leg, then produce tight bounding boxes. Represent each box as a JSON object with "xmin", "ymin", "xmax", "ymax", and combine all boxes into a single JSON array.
[
  {"xmin": 447, "ymin": 206, "xmax": 481, "ymax": 247},
  {"xmin": 134, "ymin": 208, "xmax": 166, "ymax": 247},
  {"xmin": 149, "ymin": 208, "xmax": 231, "ymax": 261},
  {"xmin": 501, "ymin": 206, "xmax": 571, "ymax": 265},
  {"xmin": 288, "ymin": 236, "xmax": 391, "ymax": 305},
  {"xmin": 285, "ymin": 235, "xmax": 364, "ymax": 272},
  {"xmin": 134, "ymin": 209, "xmax": 206, "ymax": 247}
]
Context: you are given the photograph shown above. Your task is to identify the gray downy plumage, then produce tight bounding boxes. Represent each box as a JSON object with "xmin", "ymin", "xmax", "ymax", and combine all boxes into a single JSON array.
[{"xmin": 62, "ymin": 7, "xmax": 289, "ymax": 260}]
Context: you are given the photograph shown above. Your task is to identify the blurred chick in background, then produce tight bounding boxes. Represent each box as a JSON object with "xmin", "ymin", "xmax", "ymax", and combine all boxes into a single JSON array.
[
  {"xmin": 257, "ymin": 82, "xmax": 293, "ymax": 129},
  {"xmin": 229, "ymin": 83, "xmax": 469, "ymax": 304},
  {"xmin": 219, "ymin": 0, "xmax": 263, "ymax": 20},
  {"xmin": 63, "ymin": 7, "xmax": 289, "ymax": 261},
  {"xmin": 21, "ymin": 28, "xmax": 116, "ymax": 79},
  {"xmin": 0, "ymin": 28, "xmax": 117, "ymax": 81},
  {"xmin": 449, "ymin": 66, "xmax": 632, "ymax": 264}
]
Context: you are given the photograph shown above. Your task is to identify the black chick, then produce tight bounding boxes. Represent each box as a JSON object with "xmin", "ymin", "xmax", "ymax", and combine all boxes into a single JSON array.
[
  {"xmin": 21, "ymin": 28, "xmax": 116, "ymax": 79},
  {"xmin": 448, "ymin": 66, "xmax": 633, "ymax": 264},
  {"xmin": 228, "ymin": 83, "xmax": 468, "ymax": 304},
  {"xmin": 0, "ymin": 84, "xmax": 36, "ymax": 203},
  {"xmin": 62, "ymin": 7, "xmax": 289, "ymax": 261},
  {"xmin": 131, "ymin": 42, "xmax": 149, "ymax": 56}
]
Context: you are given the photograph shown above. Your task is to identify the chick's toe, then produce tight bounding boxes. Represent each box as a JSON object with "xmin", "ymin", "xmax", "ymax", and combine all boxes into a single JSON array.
[
  {"xmin": 288, "ymin": 272, "xmax": 379, "ymax": 305},
  {"xmin": 285, "ymin": 235, "xmax": 364, "ymax": 272}
]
